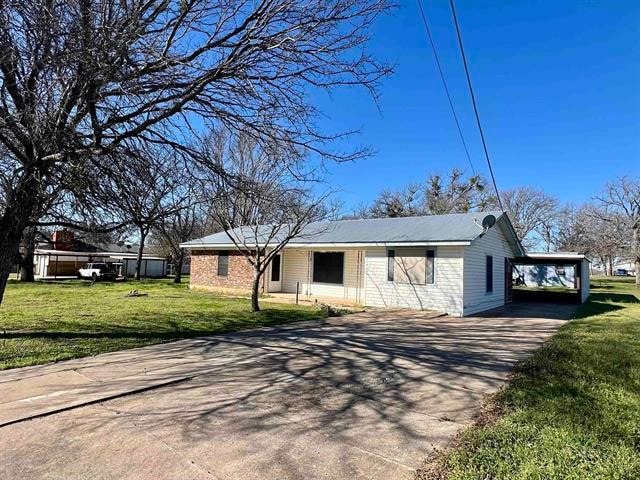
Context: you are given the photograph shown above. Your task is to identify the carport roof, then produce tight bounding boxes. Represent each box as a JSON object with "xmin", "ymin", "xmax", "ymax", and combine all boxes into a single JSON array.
[
  {"xmin": 181, "ymin": 211, "xmax": 524, "ymax": 254},
  {"xmin": 516, "ymin": 252, "xmax": 590, "ymax": 263},
  {"xmin": 523, "ymin": 252, "xmax": 588, "ymax": 260}
]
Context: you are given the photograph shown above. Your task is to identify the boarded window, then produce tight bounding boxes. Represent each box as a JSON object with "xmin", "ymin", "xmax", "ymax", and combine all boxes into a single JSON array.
[
  {"xmin": 486, "ymin": 255, "xmax": 493, "ymax": 293},
  {"xmin": 391, "ymin": 248, "xmax": 435, "ymax": 285},
  {"xmin": 217, "ymin": 252, "xmax": 229, "ymax": 276},
  {"xmin": 271, "ymin": 254, "xmax": 281, "ymax": 282},
  {"xmin": 313, "ymin": 252, "xmax": 344, "ymax": 284}
]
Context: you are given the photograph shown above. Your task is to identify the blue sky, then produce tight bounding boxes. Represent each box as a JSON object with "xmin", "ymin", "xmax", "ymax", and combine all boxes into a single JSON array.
[{"xmin": 312, "ymin": 1, "xmax": 640, "ymax": 211}]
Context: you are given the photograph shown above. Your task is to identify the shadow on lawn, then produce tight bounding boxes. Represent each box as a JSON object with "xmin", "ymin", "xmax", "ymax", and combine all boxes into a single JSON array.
[
  {"xmin": 589, "ymin": 292, "xmax": 639, "ymax": 303},
  {"xmin": 0, "ymin": 309, "xmax": 318, "ymax": 342},
  {"xmin": 572, "ymin": 293, "xmax": 638, "ymax": 320},
  {"xmin": 1, "ymin": 330, "xmax": 193, "ymax": 341}
]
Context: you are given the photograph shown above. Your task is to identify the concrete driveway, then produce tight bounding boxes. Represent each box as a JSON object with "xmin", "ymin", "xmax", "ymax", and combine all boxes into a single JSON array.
[{"xmin": 0, "ymin": 303, "xmax": 575, "ymax": 480}]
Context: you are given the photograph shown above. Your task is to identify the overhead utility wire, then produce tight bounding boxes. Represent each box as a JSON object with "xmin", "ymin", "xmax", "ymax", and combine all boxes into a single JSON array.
[
  {"xmin": 448, "ymin": 0, "xmax": 505, "ymax": 211},
  {"xmin": 416, "ymin": 0, "xmax": 475, "ymax": 174}
]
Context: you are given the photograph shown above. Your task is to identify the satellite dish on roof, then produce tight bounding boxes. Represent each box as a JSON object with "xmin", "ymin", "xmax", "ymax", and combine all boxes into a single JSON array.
[{"xmin": 481, "ymin": 214, "xmax": 496, "ymax": 230}]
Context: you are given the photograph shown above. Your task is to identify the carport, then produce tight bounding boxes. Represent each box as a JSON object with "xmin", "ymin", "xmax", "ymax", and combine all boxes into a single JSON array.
[{"xmin": 508, "ymin": 253, "xmax": 590, "ymax": 304}]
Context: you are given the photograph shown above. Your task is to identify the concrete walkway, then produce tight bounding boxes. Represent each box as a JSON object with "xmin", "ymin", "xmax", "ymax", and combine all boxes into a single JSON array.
[{"xmin": 0, "ymin": 304, "xmax": 576, "ymax": 480}]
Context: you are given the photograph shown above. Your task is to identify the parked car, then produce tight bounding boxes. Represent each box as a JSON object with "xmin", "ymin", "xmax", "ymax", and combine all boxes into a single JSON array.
[
  {"xmin": 613, "ymin": 268, "xmax": 629, "ymax": 276},
  {"xmin": 78, "ymin": 262, "xmax": 118, "ymax": 281}
]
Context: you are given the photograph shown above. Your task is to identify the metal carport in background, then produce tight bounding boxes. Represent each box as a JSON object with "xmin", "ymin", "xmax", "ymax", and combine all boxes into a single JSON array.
[{"xmin": 509, "ymin": 253, "xmax": 591, "ymax": 304}]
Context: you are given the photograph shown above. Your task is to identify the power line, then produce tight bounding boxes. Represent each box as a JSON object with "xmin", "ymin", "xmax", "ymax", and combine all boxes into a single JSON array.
[
  {"xmin": 448, "ymin": 0, "xmax": 504, "ymax": 211},
  {"xmin": 416, "ymin": 0, "xmax": 476, "ymax": 175}
]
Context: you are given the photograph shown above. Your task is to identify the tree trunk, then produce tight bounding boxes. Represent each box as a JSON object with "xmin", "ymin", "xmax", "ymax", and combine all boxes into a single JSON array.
[
  {"xmin": 634, "ymin": 226, "xmax": 640, "ymax": 288},
  {"xmin": 134, "ymin": 227, "xmax": 147, "ymax": 280},
  {"xmin": 173, "ymin": 250, "xmax": 184, "ymax": 284},
  {"xmin": 251, "ymin": 267, "xmax": 261, "ymax": 312},
  {"xmin": 604, "ymin": 256, "xmax": 613, "ymax": 276},
  {"xmin": 0, "ymin": 176, "xmax": 40, "ymax": 305},
  {"xmin": 19, "ymin": 248, "xmax": 35, "ymax": 282},
  {"xmin": 18, "ymin": 227, "xmax": 37, "ymax": 282}
]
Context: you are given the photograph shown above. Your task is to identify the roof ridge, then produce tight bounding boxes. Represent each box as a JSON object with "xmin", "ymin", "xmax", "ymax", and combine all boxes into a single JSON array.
[{"xmin": 315, "ymin": 210, "xmax": 503, "ymax": 225}]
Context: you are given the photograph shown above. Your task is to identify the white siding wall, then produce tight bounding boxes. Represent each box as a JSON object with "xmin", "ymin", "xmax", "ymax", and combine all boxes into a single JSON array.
[
  {"xmin": 363, "ymin": 246, "xmax": 465, "ymax": 316},
  {"xmin": 281, "ymin": 248, "xmax": 365, "ymax": 302},
  {"xmin": 122, "ymin": 259, "xmax": 165, "ymax": 277},
  {"xmin": 517, "ymin": 264, "xmax": 576, "ymax": 288},
  {"xmin": 463, "ymin": 225, "xmax": 514, "ymax": 315},
  {"xmin": 581, "ymin": 259, "xmax": 590, "ymax": 303}
]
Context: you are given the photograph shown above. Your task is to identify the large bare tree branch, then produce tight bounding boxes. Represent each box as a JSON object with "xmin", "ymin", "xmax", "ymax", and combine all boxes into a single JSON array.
[{"xmin": 0, "ymin": 0, "xmax": 394, "ymax": 303}]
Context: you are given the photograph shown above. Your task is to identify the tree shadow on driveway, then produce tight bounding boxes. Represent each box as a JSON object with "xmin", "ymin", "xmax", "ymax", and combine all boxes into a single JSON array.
[{"xmin": 2, "ymin": 309, "xmax": 571, "ymax": 479}]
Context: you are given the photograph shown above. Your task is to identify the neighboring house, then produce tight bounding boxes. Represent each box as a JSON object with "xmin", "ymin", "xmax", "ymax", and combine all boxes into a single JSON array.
[
  {"xmin": 613, "ymin": 260, "xmax": 637, "ymax": 276},
  {"xmin": 33, "ymin": 230, "xmax": 167, "ymax": 278},
  {"xmin": 181, "ymin": 212, "xmax": 591, "ymax": 316}
]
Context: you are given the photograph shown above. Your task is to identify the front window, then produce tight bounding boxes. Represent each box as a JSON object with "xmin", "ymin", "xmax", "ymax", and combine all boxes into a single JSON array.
[
  {"xmin": 387, "ymin": 248, "xmax": 435, "ymax": 285},
  {"xmin": 313, "ymin": 252, "xmax": 344, "ymax": 284}
]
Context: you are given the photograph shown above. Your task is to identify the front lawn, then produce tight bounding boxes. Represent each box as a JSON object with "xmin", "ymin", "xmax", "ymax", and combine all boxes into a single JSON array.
[
  {"xmin": 0, "ymin": 279, "xmax": 326, "ymax": 370},
  {"xmin": 423, "ymin": 278, "xmax": 640, "ymax": 479}
]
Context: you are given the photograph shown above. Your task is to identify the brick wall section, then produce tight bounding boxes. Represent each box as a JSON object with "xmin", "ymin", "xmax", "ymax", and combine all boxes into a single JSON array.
[{"xmin": 190, "ymin": 250, "xmax": 263, "ymax": 291}]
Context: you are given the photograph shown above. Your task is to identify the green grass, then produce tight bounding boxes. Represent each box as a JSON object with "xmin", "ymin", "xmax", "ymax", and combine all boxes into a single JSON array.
[
  {"xmin": 0, "ymin": 279, "xmax": 325, "ymax": 370},
  {"xmin": 430, "ymin": 278, "xmax": 640, "ymax": 480}
]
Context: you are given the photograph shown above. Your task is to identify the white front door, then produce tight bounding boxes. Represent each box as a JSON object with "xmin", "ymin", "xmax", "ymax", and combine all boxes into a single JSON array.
[{"xmin": 268, "ymin": 254, "xmax": 282, "ymax": 292}]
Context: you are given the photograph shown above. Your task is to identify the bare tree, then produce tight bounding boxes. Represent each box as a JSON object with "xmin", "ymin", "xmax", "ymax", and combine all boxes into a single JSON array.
[
  {"xmin": 367, "ymin": 185, "xmax": 422, "ymax": 218},
  {"xmin": 154, "ymin": 191, "xmax": 209, "ymax": 284},
  {"xmin": 358, "ymin": 168, "xmax": 494, "ymax": 218},
  {"xmin": 200, "ymin": 130, "xmax": 331, "ymax": 312},
  {"xmin": 556, "ymin": 204, "xmax": 628, "ymax": 275},
  {"xmin": 424, "ymin": 169, "xmax": 495, "ymax": 214},
  {"xmin": 0, "ymin": 0, "xmax": 393, "ymax": 303},
  {"xmin": 500, "ymin": 187, "xmax": 559, "ymax": 251},
  {"xmin": 86, "ymin": 148, "xmax": 189, "ymax": 280},
  {"xmin": 595, "ymin": 176, "xmax": 640, "ymax": 286}
]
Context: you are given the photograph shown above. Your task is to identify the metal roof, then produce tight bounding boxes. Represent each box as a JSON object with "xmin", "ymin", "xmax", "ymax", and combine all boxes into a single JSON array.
[
  {"xmin": 181, "ymin": 211, "xmax": 515, "ymax": 248},
  {"xmin": 34, "ymin": 248, "xmax": 165, "ymax": 260},
  {"xmin": 524, "ymin": 252, "xmax": 586, "ymax": 259},
  {"xmin": 518, "ymin": 252, "xmax": 590, "ymax": 262}
]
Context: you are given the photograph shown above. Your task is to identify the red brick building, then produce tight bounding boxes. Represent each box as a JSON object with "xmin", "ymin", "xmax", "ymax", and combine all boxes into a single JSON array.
[{"xmin": 190, "ymin": 250, "xmax": 265, "ymax": 292}]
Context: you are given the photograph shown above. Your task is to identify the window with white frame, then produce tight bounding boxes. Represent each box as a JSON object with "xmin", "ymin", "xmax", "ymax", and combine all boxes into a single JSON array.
[
  {"xmin": 312, "ymin": 252, "xmax": 344, "ymax": 284},
  {"xmin": 387, "ymin": 248, "xmax": 435, "ymax": 285}
]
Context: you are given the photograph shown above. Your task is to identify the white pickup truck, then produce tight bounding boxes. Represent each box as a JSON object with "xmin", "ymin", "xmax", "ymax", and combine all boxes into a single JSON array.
[{"xmin": 78, "ymin": 262, "xmax": 118, "ymax": 281}]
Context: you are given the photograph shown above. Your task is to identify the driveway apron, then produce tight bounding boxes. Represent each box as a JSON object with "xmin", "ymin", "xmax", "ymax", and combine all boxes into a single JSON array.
[{"xmin": 0, "ymin": 304, "xmax": 574, "ymax": 480}]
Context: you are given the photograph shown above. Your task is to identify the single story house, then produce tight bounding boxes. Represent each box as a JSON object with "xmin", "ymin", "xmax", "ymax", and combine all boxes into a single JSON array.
[
  {"xmin": 181, "ymin": 212, "xmax": 590, "ymax": 316},
  {"xmin": 33, "ymin": 230, "xmax": 167, "ymax": 278}
]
